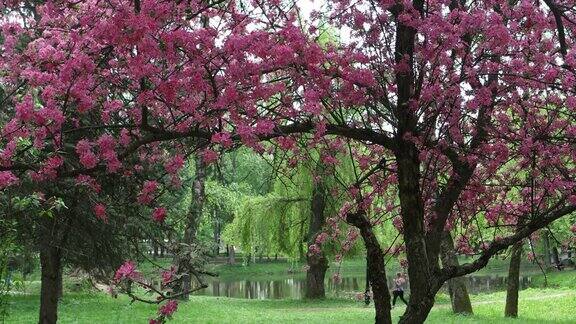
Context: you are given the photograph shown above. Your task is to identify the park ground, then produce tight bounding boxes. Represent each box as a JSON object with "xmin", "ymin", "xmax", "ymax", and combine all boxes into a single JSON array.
[{"xmin": 3, "ymin": 258, "xmax": 576, "ymax": 323}]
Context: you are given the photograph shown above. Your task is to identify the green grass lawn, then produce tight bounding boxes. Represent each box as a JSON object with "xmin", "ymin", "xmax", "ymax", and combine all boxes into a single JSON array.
[
  {"xmin": 531, "ymin": 270, "xmax": 576, "ymax": 289},
  {"xmin": 4, "ymin": 258, "xmax": 575, "ymax": 323},
  {"xmin": 4, "ymin": 287, "xmax": 576, "ymax": 323}
]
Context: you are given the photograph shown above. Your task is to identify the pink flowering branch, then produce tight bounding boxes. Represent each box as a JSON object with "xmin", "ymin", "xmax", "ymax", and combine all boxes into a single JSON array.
[{"xmin": 441, "ymin": 203, "xmax": 576, "ymax": 281}]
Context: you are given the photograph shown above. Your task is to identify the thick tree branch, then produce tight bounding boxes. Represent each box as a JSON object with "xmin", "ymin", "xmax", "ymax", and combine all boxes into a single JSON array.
[
  {"xmin": 440, "ymin": 204, "xmax": 576, "ymax": 280},
  {"xmin": 543, "ymin": 0, "xmax": 568, "ymax": 56}
]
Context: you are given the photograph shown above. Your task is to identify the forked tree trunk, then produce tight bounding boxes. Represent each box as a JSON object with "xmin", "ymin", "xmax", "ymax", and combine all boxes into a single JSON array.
[
  {"xmin": 440, "ymin": 232, "xmax": 473, "ymax": 315},
  {"xmin": 505, "ymin": 240, "xmax": 523, "ymax": 317},
  {"xmin": 305, "ymin": 169, "xmax": 328, "ymax": 299},
  {"xmin": 396, "ymin": 145, "xmax": 437, "ymax": 324},
  {"xmin": 347, "ymin": 211, "xmax": 392, "ymax": 324},
  {"xmin": 174, "ymin": 157, "xmax": 206, "ymax": 300},
  {"xmin": 39, "ymin": 245, "xmax": 62, "ymax": 324}
]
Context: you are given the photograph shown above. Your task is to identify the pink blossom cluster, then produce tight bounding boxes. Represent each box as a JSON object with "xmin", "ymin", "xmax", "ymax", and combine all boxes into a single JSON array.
[
  {"xmin": 93, "ymin": 203, "xmax": 108, "ymax": 223},
  {"xmin": 152, "ymin": 207, "xmax": 167, "ymax": 223},
  {"xmin": 75, "ymin": 175, "xmax": 101, "ymax": 193},
  {"xmin": 455, "ymin": 236, "xmax": 474, "ymax": 256},
  {"xmin": 163, "ymin": 155, "xmax": 185, "ymax": 174},
  {"xmin": 161, "ymin": 266, "xmax": 176, "ymax": 285},
  {"xmin": 97, "ymin": 135, "xmax": 121, "ymax": 173},
  {"xmin": 138, "ymin": 181, "xmax": 159, "ymax": 205},
  {"xmin": 0, "ymin": 171, "xmax": 18, "ymax": 189},
  {"xmin": 158, "ymin": 300, "xmax": 178, "ymax": 317},
  {"xmin": 308, "ymin": 244, "xmax": 321, "ymax": 256},
  {"xmin": 113, "ymin": 260, "xmax": 141, "ymax": 282},
  {"xmin": 315, "ymin": 232, "xmax": 329, "ymax": 245},
  {"xmin": 202, "ymin": 150, "xmax": 219, "ymax": 164},
  {"xmin": 75, "ymin": 140, "xmax": 99, "ymax": 170},
  {"xmin": 30, "ymin": 155, "xmax": 63, "ymax": 181}
]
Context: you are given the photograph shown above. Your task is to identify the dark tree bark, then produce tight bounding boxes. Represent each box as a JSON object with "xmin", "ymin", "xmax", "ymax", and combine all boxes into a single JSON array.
[
  {"xmin": 56, "ymin": 266, "xmax": 63, "ymax": 300},
  {"xmin": 305, "ymin": 168, "xmax": 328, "ymax": 299},
  {"xmin": 227, "ymin": 245, "xmax": 236, "ymax": 264},
  {"xmin": 39, "ymin": 245, "xmax": 62, "ymax": 324},
  {"xmin": 505, "ymin": 240, "xmax": 523, "ymax": 317},
  {"xmin": 213, "ymin": 211, "xmax": 221, "ymax": 256},
  {"xmin": 542, "ymin": 230, "xmax": 551, "ymax": 268},
  {"xmin": 391, "ymin": 0, "xmax": 440, "ymax": 318},
  {"xmin": 298, "ymin": 220, "xmax": 306, "ymax": 262},
  {"xmin": 395, "ymin": 142, "xmax": 438, "ymax": 324},
  {"xmin": 347, "ymin": 211, "xmax": 392, "ymax": 324},
  {"xmin": 440, "ymin": 232, "xmax": 473, "ymax": 315},
  {"xmin": 551, "ymin": 246, "xmax": 560, "ymax": 268},
  {"xmin": 173, "ymin": 157, "xmax": 206, "ymax": 300}
]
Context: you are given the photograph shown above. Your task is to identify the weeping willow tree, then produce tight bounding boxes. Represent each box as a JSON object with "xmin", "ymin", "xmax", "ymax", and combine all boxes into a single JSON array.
[
  {"xmin": 199, "ymin": 181, "xmax": 250, "ymax": 256},
  {"xmin": 223, "ymin": 156, "xmax": 342, "ymax": 255},
  {"xmin": 223, "ymin": 177, "xmax": 313, "ymax": 262},
  {"xmin": 223, "ymin": 150, "xmax": 369, "ymax": 298}
]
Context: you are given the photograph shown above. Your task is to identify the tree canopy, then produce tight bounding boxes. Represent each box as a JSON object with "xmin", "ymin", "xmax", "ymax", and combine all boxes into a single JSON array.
[{"xmin": 1, "ymin": 0, "xmax": 576, "ymax": 323}]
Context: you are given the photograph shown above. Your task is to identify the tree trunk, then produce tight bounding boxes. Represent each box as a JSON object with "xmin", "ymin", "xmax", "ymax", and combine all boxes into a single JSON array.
[
  {"xmin": 391, "ymin": 0, "xmax": 440, "ymax": 320},
  {"xmin": 440, "ymin": 232, "xmax": 473, "ymax": 315},
  {"xmin": 56, "ymin": 266, "xmax": 63, "ymax": 300},
  {"xmin": 305, "ymin": 169, "xmax": 328, "ymax": 299},
  {"xmin": 505, "ymin": 240, "xmax": 523, "ymax": 317},
  {"xmin": 173, "ymin": 157, "xmax": 206, "ymax": 300},
  {"xmin": 542, "ymin": 230, "xmax": 551, "ymax": 268},
  {"xmin": 347, "ymin": 211, "xmax": 392, "ymax": 324},
  {"xmin": 39, "ymin": 246, "xmax": 62, "ymax": 324},
  {"xmin": 213, "ymin": 211, "xmax": 220, "ymax": 256},
  {"xmin": 305, "ymin": 252, "xmax": 328, "ymax": 299},
  {"xmin": 551, "ymin": 246, "xmax": 560, "ymax": 268},
  {"xmin": 396, "ymin": 144, "xmax": 437, "ymax": 324},
  {"xmin": 227, "ymin": 246, "xmax": 235, "ymax": 264}
]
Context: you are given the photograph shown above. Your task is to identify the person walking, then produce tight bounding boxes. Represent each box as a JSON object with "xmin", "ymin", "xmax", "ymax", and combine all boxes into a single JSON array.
[{"xmin": 391, "ymin": 272, "xmax": 408, "ymax": 307}]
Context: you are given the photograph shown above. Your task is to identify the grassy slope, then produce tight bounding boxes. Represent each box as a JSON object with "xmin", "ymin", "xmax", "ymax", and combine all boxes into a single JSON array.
[
  {"xmin": 6, "ymin": 287, "xmax": 576, "ymax": 323},
  {"xmin": 531, "ymin": 270, "xmax": 576, "ymax": 289}
]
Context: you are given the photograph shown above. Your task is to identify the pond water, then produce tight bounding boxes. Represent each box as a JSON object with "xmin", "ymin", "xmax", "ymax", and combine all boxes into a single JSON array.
[{"xmin": 191, "ymin": 275, "xmax": 533, "ymax": 300}]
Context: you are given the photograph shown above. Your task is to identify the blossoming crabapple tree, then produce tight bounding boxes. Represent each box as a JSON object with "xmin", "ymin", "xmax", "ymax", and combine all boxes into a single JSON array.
[
  {"xmin": 2, "ymin": 0, "xmax": 576, "ymax": 323},
  {"xmin": 298, "ymin": 0, "xmax": 576, "ymax": 323},
  {"xmin": 0, "ymin": 0, "xmax": 323, "ymax": 322}
]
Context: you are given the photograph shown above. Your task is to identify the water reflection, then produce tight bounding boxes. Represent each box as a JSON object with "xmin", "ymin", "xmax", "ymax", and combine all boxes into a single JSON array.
[{"xmin": 192, "ymin": 274, "xmax": 532, "ymax": 300}]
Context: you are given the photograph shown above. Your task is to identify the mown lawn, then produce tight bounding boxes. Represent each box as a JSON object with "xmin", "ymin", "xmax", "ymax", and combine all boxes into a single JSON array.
[{"xmin": 5, "ymin": 287, "xmax": 575, "ymax": 323}]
